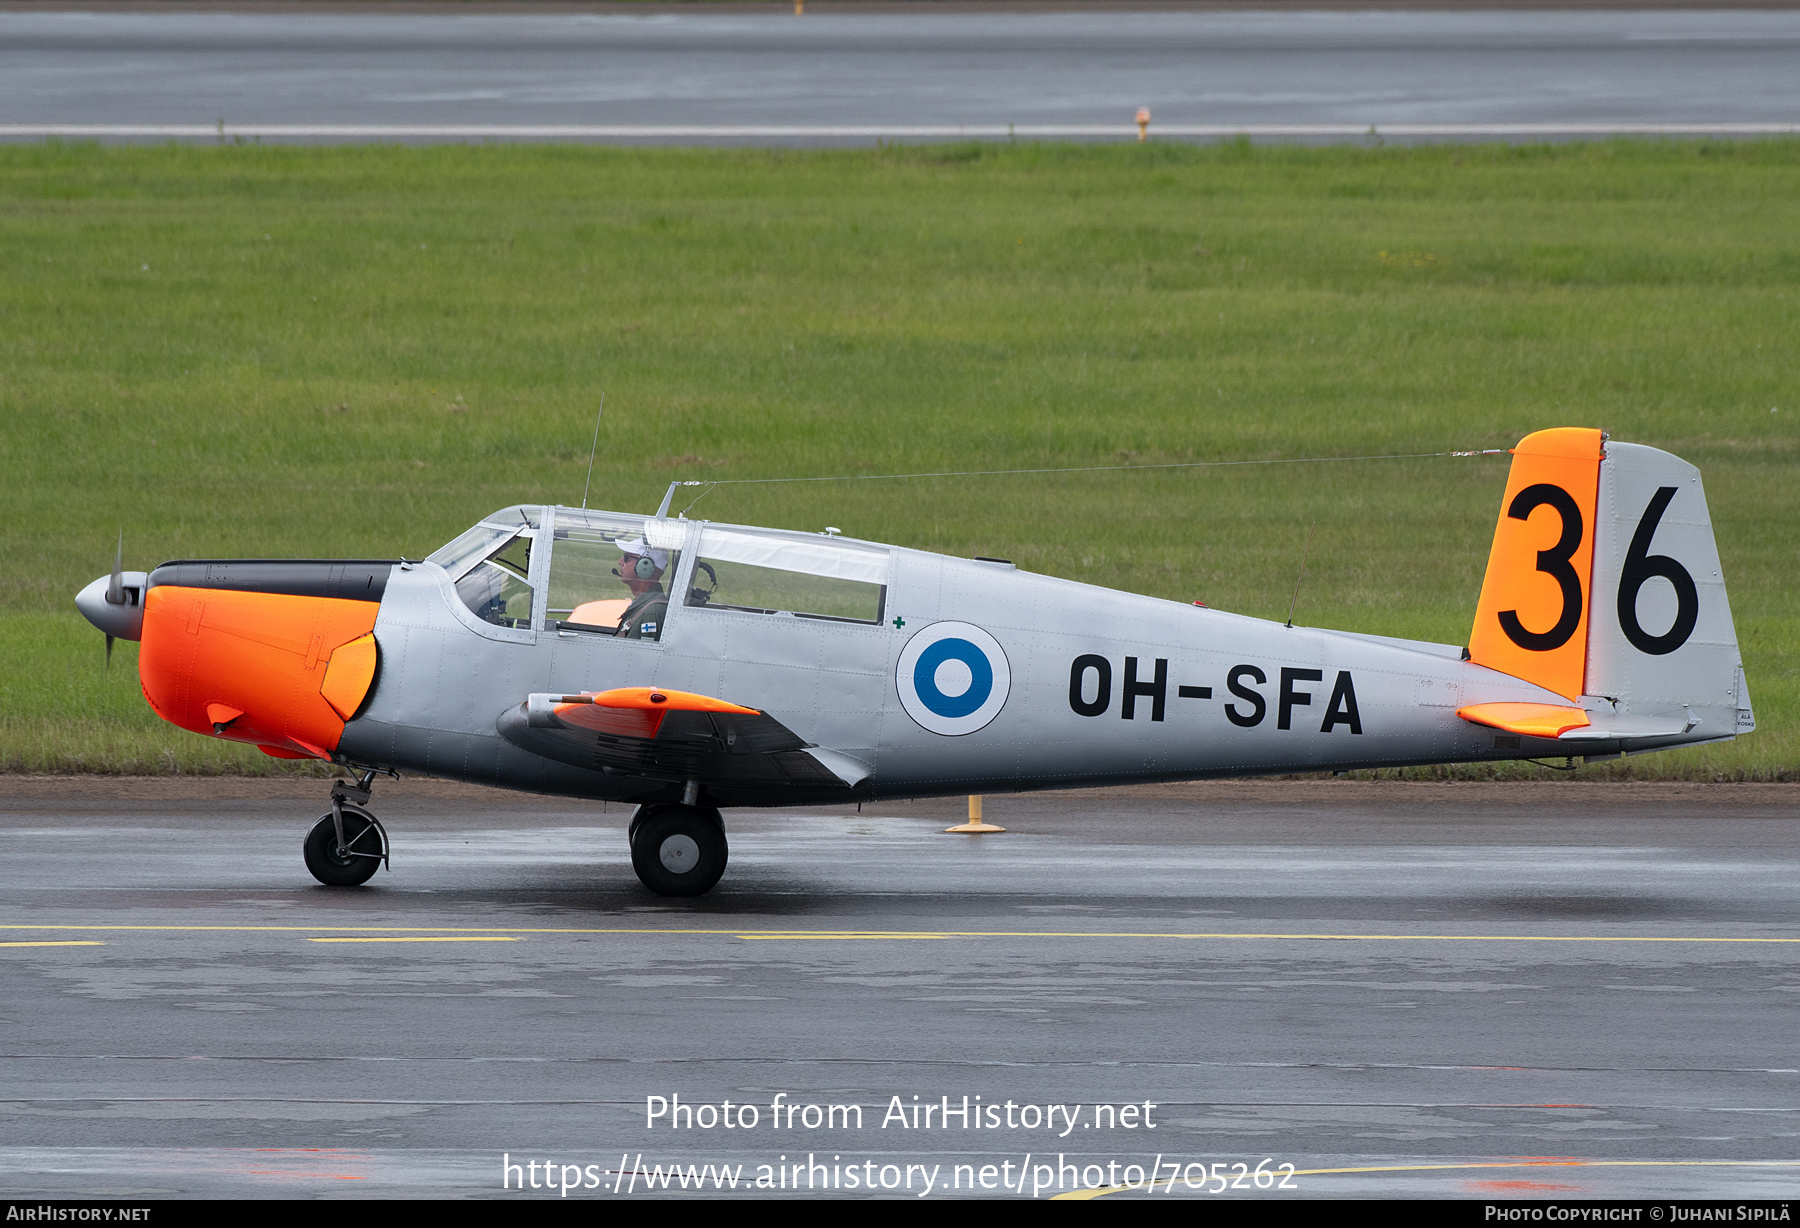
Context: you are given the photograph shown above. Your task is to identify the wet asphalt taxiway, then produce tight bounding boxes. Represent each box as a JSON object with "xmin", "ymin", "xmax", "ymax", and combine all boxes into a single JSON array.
[
  {"xmin": 2, "ymin": 776, "xmax": 1798, "ymax": 1200},
  {"xmin": 2, "ymin": 9, "xmax": 1799, "ymax": 141}
]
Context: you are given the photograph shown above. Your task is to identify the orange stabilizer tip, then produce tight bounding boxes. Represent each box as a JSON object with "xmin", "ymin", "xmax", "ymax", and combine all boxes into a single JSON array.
[
  {"xmin": 1457, "ymin": 702, "xmax": 1592, "ymax": 740},
  {"xmin": 320, "ymin": 633, "xmax": 379, "ymax": 721}
]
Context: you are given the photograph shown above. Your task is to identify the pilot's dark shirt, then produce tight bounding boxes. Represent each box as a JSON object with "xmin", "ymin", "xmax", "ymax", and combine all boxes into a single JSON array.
[{"xmin": 618, "ymin": 584, "xmax": 668, "ymax": 641}]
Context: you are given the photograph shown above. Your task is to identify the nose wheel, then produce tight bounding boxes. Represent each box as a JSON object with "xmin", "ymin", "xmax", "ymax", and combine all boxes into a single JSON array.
[
  {"xmin": 629, "ymin": 803, "xmax": 727, "ymax": 897},
  {"xmin": 303, "ymin": 770, "xmax": 392, "ymax": 887}
]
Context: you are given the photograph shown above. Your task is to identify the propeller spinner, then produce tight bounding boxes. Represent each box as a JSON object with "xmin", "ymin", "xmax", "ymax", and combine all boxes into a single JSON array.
[{"xmin": 75, "ymin": 532, "xmax": 149, "ymax": 666}]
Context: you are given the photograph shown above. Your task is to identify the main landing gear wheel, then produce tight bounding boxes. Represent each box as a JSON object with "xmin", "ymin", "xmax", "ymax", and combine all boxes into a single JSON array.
[
  {"xmin": 303, "ymin": 808, "xmax": 384, "ymax": 887},
  {"xmin": 628, "ymin": 802, "xmax": 722, "ymax": 849},
  {"xmin": 629, "ymin": 805, "xmax": 728, "ymax": 897}
]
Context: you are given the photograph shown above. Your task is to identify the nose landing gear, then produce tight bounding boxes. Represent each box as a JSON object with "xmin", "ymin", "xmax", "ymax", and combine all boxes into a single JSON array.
[
  {"xmin": 629, "ymin": 802, "xmax": 728, "ymax": 897},
  {"xmin": 303, "ymin": 769, "xmax": 392, "ymax": 887}
]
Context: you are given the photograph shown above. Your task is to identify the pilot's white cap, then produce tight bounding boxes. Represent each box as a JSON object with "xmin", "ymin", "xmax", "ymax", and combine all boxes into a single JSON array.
[{"xmin": 614, "ymin": 538, "xmax": 669, "ymax": 571}]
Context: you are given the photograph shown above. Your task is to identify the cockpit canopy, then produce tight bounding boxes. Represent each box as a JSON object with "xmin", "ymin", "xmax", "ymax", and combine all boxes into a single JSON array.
[
  {"xmin": 427, "ymin": 505, "xmax": 890, "ymax": 642},
  {"xmin": 427, "ymin": 506, "xmax": 684, "ymax": 640}
]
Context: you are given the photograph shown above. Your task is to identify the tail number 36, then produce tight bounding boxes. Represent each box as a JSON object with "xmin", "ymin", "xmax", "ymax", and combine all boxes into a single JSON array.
[
  {"xmin": 1501, "ymin": 484, "xmax": 1697, "ymax": 657},
  {"xmin": 1616, "ymin": 486, "xmax": 1698, "ymax": 656}
]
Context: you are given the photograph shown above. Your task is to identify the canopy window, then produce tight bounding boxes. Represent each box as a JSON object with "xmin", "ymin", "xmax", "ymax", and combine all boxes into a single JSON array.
[
  {"xmin": 428, "ymin": 505, "xmax": 540, "ymax": 579},
  {"xmin": 454, "ymin": 533, "xmax": 535, "ymax": 630},
  {"xmin": 427, "ymin": 522, "xmax": 513, "ymax": 580},
  {"xmin": 685, "ymin": 530, "xmax": 888, "ymax": 625},
  {"xmin": 546, "ymin": 511, "xmax": 684, "ymax": 642}
]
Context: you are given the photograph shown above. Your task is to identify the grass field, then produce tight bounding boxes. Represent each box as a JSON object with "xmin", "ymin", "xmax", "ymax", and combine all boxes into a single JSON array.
[{"xmin": 0, "ymin": 139, "xmax": 1793, "ymax": 778}]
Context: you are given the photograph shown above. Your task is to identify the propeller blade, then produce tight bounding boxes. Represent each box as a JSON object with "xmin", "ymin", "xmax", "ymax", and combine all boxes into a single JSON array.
[
  {"xmin": 105, "ymin": 634, "xmax": 114, "ymax": 669},
  {"xmin": 106, "ymin": 531, "xmax": 124, "ymax": 606}
]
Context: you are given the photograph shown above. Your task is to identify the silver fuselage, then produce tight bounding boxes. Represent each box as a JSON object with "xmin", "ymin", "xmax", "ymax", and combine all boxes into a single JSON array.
[{"xmin": 339, "ymin": 509, "xmax": 1702, "ymax": 806}]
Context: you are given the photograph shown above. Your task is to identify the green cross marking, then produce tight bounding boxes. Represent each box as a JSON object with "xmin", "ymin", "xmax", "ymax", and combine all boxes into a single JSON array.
[{"xmin": 892, "ymin": 617, "xmax": 906, "ymax": 629}]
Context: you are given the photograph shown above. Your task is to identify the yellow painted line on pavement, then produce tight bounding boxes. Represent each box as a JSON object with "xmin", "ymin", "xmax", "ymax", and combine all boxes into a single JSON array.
[
  {"xmin": 735, "ymin": 932, "xmax": 951, "ymax": 940},
  {"xmin": 3, "ymin": 925, "xmax": 1800, "ymax": 946},
  {"xmin": 1057, "ymin": 1157, "xmax": 1800, "ymax": 1200},
  {"xmin": 306, "ymin": 936, "xmax": 519, "ymax": 944},
  {"xmin": 0, "ymin": 940, "xmax": 105, "ymax": 948}
]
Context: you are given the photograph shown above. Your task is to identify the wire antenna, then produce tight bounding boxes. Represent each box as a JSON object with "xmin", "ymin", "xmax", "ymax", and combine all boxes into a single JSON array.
[
  {"xmin": 660, "ymin": 448, "xmax": 1507, "ymax": 492},
  {"xmin": 580, "ymin": 393, "xmax": 605, "ymax": 510},
  {"xmin": 1285, "ymin": 520, "xmax": 1316, "ymax": 629}
]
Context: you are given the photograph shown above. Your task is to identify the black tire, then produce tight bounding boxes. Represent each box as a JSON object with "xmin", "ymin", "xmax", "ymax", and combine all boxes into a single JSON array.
[
  {"xmin": 303, "ymin": 811, "xmax": 383, "ymax": 887},
  {"xmin": 626, "ymin": 803, "xmax": 662, "ymax": 849},
  {"xmin": 630, "ymin": 807, "xmax": 728, "ymax": 897},
  {"xmin": 628, "ymin": 803, "xmax": 721, "ymax": 849}
]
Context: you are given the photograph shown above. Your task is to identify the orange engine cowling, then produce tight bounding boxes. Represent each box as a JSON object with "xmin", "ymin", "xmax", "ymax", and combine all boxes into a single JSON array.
[{"xmin": 139, "ymin": 583, "xmax": 382, "ymax": 760}]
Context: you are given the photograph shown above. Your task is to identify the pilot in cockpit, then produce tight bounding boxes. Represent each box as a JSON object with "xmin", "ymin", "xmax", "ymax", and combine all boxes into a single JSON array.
[{"xmin": 612, "ymin": 539, "xmax": 669, "ymax": 640}]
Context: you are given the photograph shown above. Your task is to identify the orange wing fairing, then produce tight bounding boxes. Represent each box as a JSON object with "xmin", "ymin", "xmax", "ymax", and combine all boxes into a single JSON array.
[
  {"xmin": 555, "ymin": 705, "xmax": 667, "ymax": 739},
  {"xmin": 1467, "ymin": 428, "xmax": 1605, "ymax": 701},
  {"xmin": 587, "ymin": 687, "xmax": 761, "ymax": 715},
  {"xmin": 1457, "ymin": 701, "xmax": 1592, "ymax": 740},
  {"xmin": 549, "ymin": 687, "xmax": 762, "ymax": 740},
  {"xmin": 139, "ymin": 586, "xmax": 380, "ymax": 759}
]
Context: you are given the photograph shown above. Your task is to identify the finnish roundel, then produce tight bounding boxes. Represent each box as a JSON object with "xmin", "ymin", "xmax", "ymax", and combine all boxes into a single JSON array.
[{"xmin": 896, "ymin": 622, "xmax": 1011, "ymax": 737}]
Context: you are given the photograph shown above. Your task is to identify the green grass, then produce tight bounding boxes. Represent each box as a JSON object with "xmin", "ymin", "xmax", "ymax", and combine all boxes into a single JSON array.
[{"xmin": 1, "ymin": 139, "xmax": 1793, "ymax": 778}]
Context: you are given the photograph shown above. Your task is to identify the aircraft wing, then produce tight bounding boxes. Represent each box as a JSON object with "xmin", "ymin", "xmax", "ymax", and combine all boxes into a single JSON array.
[{"xmin": 496, "ymin": 686, "xmax": 870, "ymax": 791}]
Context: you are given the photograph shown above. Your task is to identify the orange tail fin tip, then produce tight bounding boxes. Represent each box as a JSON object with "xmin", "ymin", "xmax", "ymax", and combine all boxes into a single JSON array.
[{"xmin": 1467, "ymin": 428, "xmax": 1606, "ymax": 700}]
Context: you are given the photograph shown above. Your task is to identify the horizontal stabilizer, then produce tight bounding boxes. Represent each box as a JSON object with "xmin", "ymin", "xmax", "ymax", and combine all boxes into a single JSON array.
[
  {"xmin": 1457, "ymin": 702, "xmax": 1591, "ymax": 739},
  {"xmin": 1458, "ymin": 701, "xmax": 1695, "ymax": 742},
  {"xmin": 1556, "ymin": 713, "xmax": 1695, "ymax": 741}
]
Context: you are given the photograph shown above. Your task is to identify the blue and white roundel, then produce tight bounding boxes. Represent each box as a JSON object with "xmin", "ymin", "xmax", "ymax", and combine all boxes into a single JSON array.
[{"xmin": 896, "ymin": 622, "xmax": 1011, "ymax": 737}]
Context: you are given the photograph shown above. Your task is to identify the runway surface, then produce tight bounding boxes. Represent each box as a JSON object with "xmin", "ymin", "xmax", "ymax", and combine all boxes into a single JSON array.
[
  {"xmin": 1, "ymin": 10, "xmax": 1799, "ymax": 142},
  {"xmin": 2, "ymin": 777, "xmax": 1798, "ymax": 1199}
]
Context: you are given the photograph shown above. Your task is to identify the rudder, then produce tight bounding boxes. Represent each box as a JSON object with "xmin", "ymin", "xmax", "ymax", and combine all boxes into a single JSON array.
[
  {"xmin": 1468, "ymin": 427, "xmax": 1604, "ymax": 701},
  {"xmin": 1584, "ymin": 440, "xmax": 1752, "ymax": 739}
]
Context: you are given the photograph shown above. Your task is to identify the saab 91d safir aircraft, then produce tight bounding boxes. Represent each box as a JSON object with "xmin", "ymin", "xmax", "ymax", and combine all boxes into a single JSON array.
[{"xmin": 76, "ymin": 428, "xmax": 1754, "ymax": 897}]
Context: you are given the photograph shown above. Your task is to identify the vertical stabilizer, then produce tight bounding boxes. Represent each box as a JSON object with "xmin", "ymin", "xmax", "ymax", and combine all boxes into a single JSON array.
[{"xmin": 1468, "ymin": 429, "xmax": 1751, "ymax": 742}]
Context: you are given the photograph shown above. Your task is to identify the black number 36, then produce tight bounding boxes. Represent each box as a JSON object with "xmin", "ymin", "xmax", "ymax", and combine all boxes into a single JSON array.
[
  {"xmin": 1499, "ymin": 483, "xmax": 1586, "ymax": 652},
  {"xmin": 1501, "ymin": 483, "xmax": 1699, "ymax": 658},
  {"xmin": 1617, "ymin": 486, "xmax": 1698, "ymax": 655}
]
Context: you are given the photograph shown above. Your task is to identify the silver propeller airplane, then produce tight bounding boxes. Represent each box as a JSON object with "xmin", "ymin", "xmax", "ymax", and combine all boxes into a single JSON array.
[{"xmin": 77, "ymin": 428, "xmax": 1753, "ymax": 896}]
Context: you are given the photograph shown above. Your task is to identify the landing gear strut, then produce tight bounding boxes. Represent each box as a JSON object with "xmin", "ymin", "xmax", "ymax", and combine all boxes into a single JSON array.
[
  {"xmin": 303, "ymin": 769, "xmax": 392, "ymax": 887},
  {"xmin": 629, "ymin": 802, "xmax": 728, "ymax": 897}
]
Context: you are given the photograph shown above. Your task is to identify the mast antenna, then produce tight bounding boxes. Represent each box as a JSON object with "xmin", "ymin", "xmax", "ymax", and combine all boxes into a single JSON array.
[
  {"xmin": 1285, "ymin": 520, "xmax": 1316, "ymax": 629},
  {"xmin": 580, "ymin": 392, "xmax": 605, "ymax": 510}
]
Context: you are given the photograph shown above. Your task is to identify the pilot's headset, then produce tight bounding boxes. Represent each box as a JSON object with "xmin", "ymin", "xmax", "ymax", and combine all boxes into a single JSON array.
[{"xmin": 612, "ymin": 541, "xmax": 664, "ymax": 581}]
